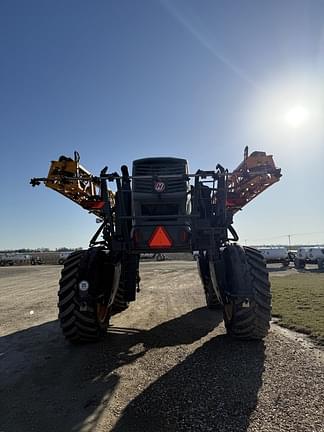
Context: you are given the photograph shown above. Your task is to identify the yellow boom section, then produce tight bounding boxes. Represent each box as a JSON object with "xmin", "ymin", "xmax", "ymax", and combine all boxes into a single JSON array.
[{"xmin": 44, "ymin": 153, "xmax": 114, "ymax": 216}]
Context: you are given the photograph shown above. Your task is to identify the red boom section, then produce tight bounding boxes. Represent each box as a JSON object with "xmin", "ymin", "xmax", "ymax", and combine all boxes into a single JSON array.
[{"xmin": 226, "ymin": 149, "xmax": 281, "ymax": 214}]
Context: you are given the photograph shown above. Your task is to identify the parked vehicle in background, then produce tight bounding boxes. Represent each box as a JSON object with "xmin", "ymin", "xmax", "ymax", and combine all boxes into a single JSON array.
[
  {"xmin": 58, "ymin": 252, "xmax": 73, "ymax": 265},
  {"xmin": 155, "ymin": 253, "xmax": 166, "ymax": 261},
  {"xmin": 0, "ymin": 254, "xmax": 14, "ymax": 266},
  {"xmin": 30, "ymin": 256, "xmax": 43, "ymax": 265},
  {"xmin": 0, "ymin": 253, "xmax": 42, "ymax": 266},
  {"xmin": 140, "ymin": 253, "xmax": 166, "ymax": 261},
  {"xmin": 257, "ymin": 247, "xmax": 290, "ymax": 267},
  {"xmin": 294, "ymin": 248, "xmax": 309, "ymax": 269},
  {"xmin": 294, "ymin": 247, "xmax": 324, "ymax": 270},
  {"xmin": 307, "ymin": 247, "xmax": 324, "ymax": 270},
  {"xmin": 192, "ymin": 251, "xmax": 199, "ymax": 260}
]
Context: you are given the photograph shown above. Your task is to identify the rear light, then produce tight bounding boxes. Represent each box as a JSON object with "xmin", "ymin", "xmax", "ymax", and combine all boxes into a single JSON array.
[
  {"xmin": 132, "ymin": 228, "xmax": 141, "ymax": 245},
  {"xmin": 180, "ymin": 229, "xmax": 189, "ymax": 242}
]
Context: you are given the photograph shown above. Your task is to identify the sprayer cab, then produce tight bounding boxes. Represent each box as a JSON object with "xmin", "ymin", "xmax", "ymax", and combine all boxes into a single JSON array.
[{"xmin": 131, "ymin": 157, "xmax": 191, "ymax": 252}]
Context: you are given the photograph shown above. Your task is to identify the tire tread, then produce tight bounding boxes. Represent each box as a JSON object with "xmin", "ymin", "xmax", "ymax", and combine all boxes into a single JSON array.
[
  {"xmin": 57, "ymin": 251, "xmax": 104, "ymax": 343},
  {"xmin": 223, "ymin": 246, "xmax": 271, "ymax": 340}
]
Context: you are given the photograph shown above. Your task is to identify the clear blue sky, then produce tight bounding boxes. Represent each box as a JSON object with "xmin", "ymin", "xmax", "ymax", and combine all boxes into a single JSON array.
[{"xmin": 1, "ymin": 0, "xmax": 323, "ymax": 249}]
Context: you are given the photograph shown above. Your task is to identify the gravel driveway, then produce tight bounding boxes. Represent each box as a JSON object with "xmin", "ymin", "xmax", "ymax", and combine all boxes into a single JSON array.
[{"xmin": 0, "ymin": 262, "xmax": 323, "ymax": 432}]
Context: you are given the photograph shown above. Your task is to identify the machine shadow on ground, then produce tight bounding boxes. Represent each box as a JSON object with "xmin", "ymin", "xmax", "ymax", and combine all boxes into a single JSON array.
[
  {"xmin": 0, "ymin": 307, "xmax": 224, "ymax": 432},
  {"xmin": 112, "ymin": 336, "xmax": 265, "ymax": 432}
]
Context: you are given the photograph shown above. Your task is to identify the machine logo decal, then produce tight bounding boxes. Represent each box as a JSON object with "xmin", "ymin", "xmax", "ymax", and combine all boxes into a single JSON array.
[{"xmin": 154, "ymin": 181, "xmax": 165, "ymax": 192}]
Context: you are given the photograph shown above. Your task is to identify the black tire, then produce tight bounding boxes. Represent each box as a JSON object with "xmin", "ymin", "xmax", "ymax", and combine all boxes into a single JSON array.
[
  {"xmin": 197, "ymin": 255, "xmax": 221, "ymax": 309},
  {"xmin": 58, "ymin": 258, "xmax": 64, "ymax": 265},
  {"xmin": 222, "ymin": 245, "xmax": 271, "ymax": 340},
  {"xmin": 58, "ymin": 250, "xmax": 110, "ymax": 343},
  {"xmin": 111, "ymin": 284, "xmax": 129, "ymax": 314},
  {"xmin": 204, "ymin": 280, "xmax": 221, "ymax": 309},
  {"xmin": 294, "ymin": 258, "xmax": 305, "ymax": 269}
]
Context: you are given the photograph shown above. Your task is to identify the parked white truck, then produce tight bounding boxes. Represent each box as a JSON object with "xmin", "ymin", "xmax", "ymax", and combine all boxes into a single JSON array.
[
  {"xmin": 295, "ymin": 247, "xmax": 324, "ymax": 270},
  {"xmin": 257, "ymin": 247, "xmax": 291, "ymax": 267},
  {"xmin": 0, "ymin": 254, "xmax": 14, "ymax": 266}
]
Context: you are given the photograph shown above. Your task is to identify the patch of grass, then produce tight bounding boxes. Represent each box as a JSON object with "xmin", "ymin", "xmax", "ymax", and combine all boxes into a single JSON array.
[{"xmin": 270, "ymin": 273, "xmax": 324, "ymax": 344}]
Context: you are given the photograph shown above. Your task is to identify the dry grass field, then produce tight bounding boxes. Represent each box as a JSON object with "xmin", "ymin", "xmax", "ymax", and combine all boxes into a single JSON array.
[{"xmin": 271, "ymin": 271, "xmax": 324, "ymax": 344}]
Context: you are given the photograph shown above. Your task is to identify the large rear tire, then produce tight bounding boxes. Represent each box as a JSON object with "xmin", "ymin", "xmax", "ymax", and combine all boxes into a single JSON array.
[
  {"xmin": 222, "ymin": 245, "xmax": 271, "ymax": 340},
  {"xmin": 58, "ymin": 250, "xmax": 111, "ymax": 343}
]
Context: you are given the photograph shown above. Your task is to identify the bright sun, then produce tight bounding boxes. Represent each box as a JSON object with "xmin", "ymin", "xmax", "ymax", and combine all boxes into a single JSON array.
[{"xmin": 284, "ymin": 105, "xmax": 310, "ymax": 128}]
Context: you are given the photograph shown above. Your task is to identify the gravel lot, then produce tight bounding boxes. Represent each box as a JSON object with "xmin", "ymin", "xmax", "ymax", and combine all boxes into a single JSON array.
[{"xmin": 0, "ymin": 262, "xmax": 323, "ymax": 432}]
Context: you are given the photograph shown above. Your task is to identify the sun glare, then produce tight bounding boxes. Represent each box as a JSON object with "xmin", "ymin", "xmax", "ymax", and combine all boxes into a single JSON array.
[{"xmin": 284, "ymin": 105, "xmax": 310, "ymax": 128}]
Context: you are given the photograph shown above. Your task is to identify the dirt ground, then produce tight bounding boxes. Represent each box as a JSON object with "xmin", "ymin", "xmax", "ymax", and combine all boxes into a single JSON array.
[{"xmin": 0, "ymin": 262, "xmax": 323, "ymax": 432}]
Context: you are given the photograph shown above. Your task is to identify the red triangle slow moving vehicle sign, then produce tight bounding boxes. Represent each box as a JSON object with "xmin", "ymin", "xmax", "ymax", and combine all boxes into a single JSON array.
[{"xmin": 148, "ymin": 226, "xmax": 172, "ymax": 248}]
